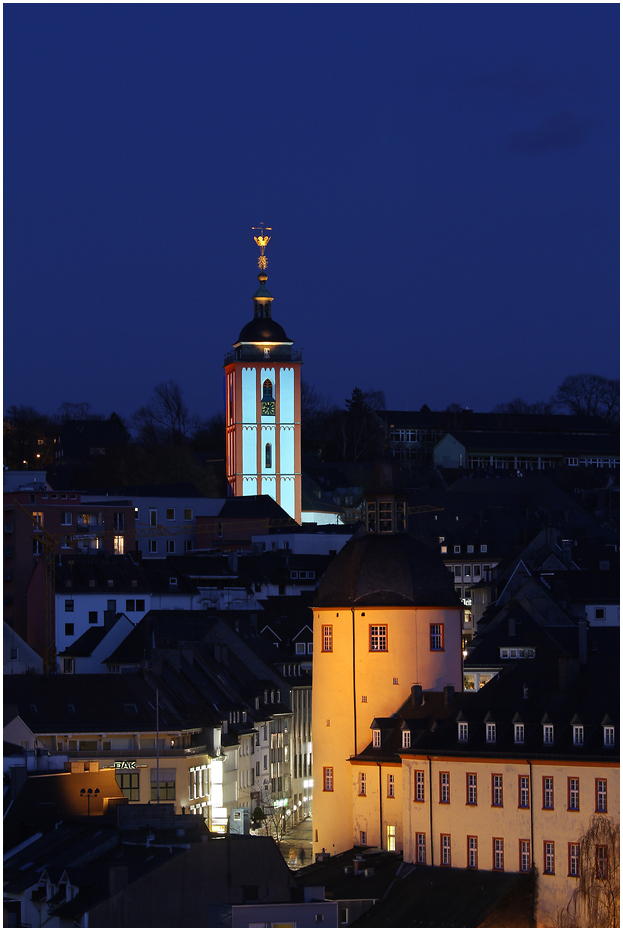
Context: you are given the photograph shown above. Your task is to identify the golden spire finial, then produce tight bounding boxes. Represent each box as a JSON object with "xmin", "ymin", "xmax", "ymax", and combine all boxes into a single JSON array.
[{"xmin": 252, "ymin": 223, "xmax": 272, "ymax": 270}]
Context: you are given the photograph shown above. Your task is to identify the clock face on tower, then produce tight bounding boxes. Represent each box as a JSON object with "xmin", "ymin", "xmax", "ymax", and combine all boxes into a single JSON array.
[{"xmin": 261, "ymin": 400, "xmax": 275, "ymax": 415}]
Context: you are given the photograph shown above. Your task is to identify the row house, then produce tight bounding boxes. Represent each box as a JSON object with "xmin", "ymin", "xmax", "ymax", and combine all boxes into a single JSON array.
[
  {"xmin": 348, "ymin": 663, "xmax": 618, "ymax": 927},
  {"xmin": 2, "ymin": 672, "xmax": 222, "ymax": 826},
  {"xmin": 82, "ymin": 485, "xmax": 225, "ymax": 558}
]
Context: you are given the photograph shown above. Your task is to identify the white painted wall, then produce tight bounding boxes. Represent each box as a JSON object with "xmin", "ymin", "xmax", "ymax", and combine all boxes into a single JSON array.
[
  {"xmin": 242, "ymin": 367, "xmax": 256, "ymax": 423},
  {"xmin": 279, "ymin": 367, "xmax": 295, "ymax": 423}
]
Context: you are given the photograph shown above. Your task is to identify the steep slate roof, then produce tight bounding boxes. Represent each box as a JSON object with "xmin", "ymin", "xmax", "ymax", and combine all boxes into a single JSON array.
[
  {"xmin": 3, "ymin": 673, "xmax": 190, "ymax": 734},
  {"xmin": 437, "ymin": 430, "xmax": 619, "ymax": 456},
  {"xmin": 350, "ymin": 863, "xmax": 533, "ymax": 927},
  {"xmin": 314, "ymin": 533, "xmax": 461, "ymax": 608},
  {"xmin": 218, "ymin": 494, "xmax": 295, "ymax": 522},
  {"xmin": 57, "ymin": 613, "xmax": 130, "ymax": 657},
  {"xmin": 354, "ymin": 663, "xmax": 618, "ymax": 764}
]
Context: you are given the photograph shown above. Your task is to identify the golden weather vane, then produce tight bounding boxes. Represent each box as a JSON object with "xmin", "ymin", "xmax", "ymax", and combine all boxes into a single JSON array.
[{"xmin": 252, "ymin": 223, "xmax": 272, "ymax": 270}]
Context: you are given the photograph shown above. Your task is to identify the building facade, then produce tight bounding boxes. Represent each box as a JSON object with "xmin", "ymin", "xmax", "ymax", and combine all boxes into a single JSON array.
[{"xmin": 312, "ymin": 484, "xmax": 463, "ymax": 857}]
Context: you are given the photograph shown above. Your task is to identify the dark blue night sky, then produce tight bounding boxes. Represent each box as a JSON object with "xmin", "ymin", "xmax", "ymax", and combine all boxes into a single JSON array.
[{"xmin": 4, "ymin": 4, "xmax": 619, "ymax": 424}]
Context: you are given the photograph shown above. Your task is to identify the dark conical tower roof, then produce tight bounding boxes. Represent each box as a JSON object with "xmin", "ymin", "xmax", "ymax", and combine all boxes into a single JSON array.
[{"xmin": 314, "ymin": 534, "xmax": 462, "ymax": 608}]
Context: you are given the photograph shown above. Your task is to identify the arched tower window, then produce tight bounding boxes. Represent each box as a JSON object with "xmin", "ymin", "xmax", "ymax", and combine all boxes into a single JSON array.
[
  {"xmin": 265, "ymin": 443, "xmax": 272, "ymax": 469},
  {"xmin": 262, "ymin": 380, "xmax": 275, "ymax": 415}
]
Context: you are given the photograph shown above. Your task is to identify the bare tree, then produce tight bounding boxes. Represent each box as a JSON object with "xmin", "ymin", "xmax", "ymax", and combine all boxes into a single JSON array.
[
  {"xmin": 491, "ymin": 397, "xmax": 554, "ymax": 415},
  {"xmin": 554, "ymin": 374, "xmax": 619, "ymax": 422},
  {"xmin": 557, "ymin": 815, "xmax": 620, "ymax": 928},
  {"xmin": 131, "ymin": 380, "xmax": 200, "ymax": 444}
]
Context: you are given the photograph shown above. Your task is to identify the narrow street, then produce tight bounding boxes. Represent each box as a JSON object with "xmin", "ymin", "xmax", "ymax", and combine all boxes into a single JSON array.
[{"xmin": 276, "ymin": 816, "xmax": 313, "ymax": 870}]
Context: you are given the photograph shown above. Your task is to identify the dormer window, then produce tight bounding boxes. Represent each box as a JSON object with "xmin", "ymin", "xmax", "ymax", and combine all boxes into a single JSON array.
[
  {"xmin": 514, "ymin": 723, "xmax": 525, "ymax": 744},
  {"xmin": 402, "ymin": 730, "xmax": 411, "ymax": 749},
  {"xmin": 543, "ymin": 724, "xmax": 554, "ymax": 745},
  {"xmin": 573, "ymin": 725, "xmax": 584, "ymax": 746},
  {"xmin": 486, "ymin": 723, "xmax": 496, "ymax": 743},
  {"xmin": 603, "ymin": 726, "xmax": 615, "ymax": 747},
  {"xmin": 372, "ymin": 729, "xmax": 381, "ymax": 748},
  {"xmin": 458, "ymin": 722, "xmax": 468, "ymax": 742}
]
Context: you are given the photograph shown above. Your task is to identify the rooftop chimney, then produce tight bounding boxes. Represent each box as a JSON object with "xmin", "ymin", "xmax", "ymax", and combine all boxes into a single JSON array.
[
  {"xmin": 443, "ymin": 685, "xmax": 455, "ymax": 707},
  {"xmin": 411, "ymin": 684, "xmax": 423, "ymax": 704}
]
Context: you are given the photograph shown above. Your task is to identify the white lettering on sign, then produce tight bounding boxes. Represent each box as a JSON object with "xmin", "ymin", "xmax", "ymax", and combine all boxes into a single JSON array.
[{"xmin": 115, "ymin": 760, "xmax": 137, "ymax": 769}]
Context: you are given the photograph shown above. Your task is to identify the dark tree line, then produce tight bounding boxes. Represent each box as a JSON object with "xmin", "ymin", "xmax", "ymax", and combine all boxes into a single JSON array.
[{"xmin": 4, "ymin": 372, "xmax": 617, "ymax": 482}]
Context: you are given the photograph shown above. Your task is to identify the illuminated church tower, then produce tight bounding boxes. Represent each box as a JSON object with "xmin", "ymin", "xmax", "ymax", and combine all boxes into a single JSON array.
[{"xmin": 224, "ymin": 228, "xmax": 302, "ymax": 523}]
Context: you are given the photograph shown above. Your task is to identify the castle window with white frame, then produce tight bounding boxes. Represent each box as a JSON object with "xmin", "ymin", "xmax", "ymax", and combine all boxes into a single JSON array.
[
  {"xmin": 372, "ymin": 729, "xmax": 381, "ymax": 748},
  {"xmin": 514, "ymin": 723, "xmax": 524, "ymax": 744},
  {"xmin": 486, "ymin": 722, "xmax": 496, "ymax": 743},
  {"xmin": 603, "ymin": 725, "xmax": 615, "ymax": 747},
  {"xmin": 573, "ymin": 724, "xmax": 584, "ymax": 746},
  {"xmin": 402, "ymin": 730, "xmax": 411, "ymax": 749},
  {"xmin": 543, "ymin": 723, "xmax": 554, "ymax": 745},
  {"xmin": 458, "ymin": 722, "xmax": 468, "ymax": 742}
]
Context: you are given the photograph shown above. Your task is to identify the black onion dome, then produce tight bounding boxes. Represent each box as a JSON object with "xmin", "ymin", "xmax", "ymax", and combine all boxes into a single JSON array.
[
  {"xmin": 314, "ymin": 534, "xmax": 462, "ymax": 608},
  {"xmin": 236, "ymin": 317, "xmax": 292, "ymax": 344}
]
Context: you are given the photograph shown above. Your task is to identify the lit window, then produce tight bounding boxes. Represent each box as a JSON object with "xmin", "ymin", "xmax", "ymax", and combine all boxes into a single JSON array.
[
  {"xmin": 323, "ymin": 767, "xmax": 333, "ymax": 792},
  {"xmin": 468, "ymin": 836, "xmax": 478, "ymax": 868},
  {"xmin": 415, "ymin": 770, "xmax": 424, "ymax": 802},
  {"xmin": 387, "ymin": 824, "xmax": 396, "ymax": 851},
  {"xmin": 322, "ymin": 626, "xmax": 333, "ymax": 652},
  {"xmin": 114, "ymin": 534, "xmax": 124, "ymax": 555},
  {"xmin": 458, "ymin": 722, "xmax": 468, "ymax": 742},
  {"xmin": 440, "ymin": 772, "xmax": 450, "ymax": 803},
  {"xmin": 370, "ymin": 625, "xmax": 387, "ymax": 651},
  {"xmin": 519, "ymin": 775, "xmax": 530, "ymax": 808},
  {"xmin": 441, "ymin": 834, "xmax": 451, "ymax": 865},
  {"xmin": 544, "ymin": 841, "xmax": 555, "ymax": 875},
  {"xmin": 568, "ymin": 777, "xmax": 579, "ymax": 811},
  {"xmin": 543, "ymin": 777, "xmax": 554, "ymax": 810},
  {"xmin": 467, "ymin": 773, "xmax": 477, "ymax": 805}
]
